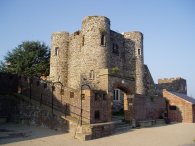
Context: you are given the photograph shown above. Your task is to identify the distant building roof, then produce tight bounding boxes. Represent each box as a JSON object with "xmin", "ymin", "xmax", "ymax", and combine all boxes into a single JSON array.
[{"xmin": 169, "ymin": 91, "xmax": 195, "ymax": 104}]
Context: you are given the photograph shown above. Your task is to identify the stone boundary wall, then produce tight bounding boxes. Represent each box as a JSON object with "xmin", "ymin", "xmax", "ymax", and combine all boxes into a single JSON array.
[
  {"xmin": 133, "ymin": 95, "xmax": 166, "ymax": 122},
  {"xmin": 19, "ymin": 76, "xmax": 110, "ymax": 124},
  {"xmin": 17, "ymin": 94, "xmax": 69, "ymax": 131},
  {"xmin": 18, "ymin": 76, "xmax": 91, "ymax": 123},
  {"xmin": 0, "ymin": 73, "xmax": 18, "ymax": 93}
]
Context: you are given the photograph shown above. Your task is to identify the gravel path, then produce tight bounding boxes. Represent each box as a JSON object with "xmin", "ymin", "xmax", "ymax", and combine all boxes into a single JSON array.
[{"xmin": 0, "ymin": 123, "xmax": 195, "ymax": 146}]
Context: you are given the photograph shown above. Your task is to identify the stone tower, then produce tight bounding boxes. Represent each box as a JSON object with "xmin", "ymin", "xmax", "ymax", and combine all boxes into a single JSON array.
[
  {"xmin": 49, "ymin": 32, "xmax": 69, "ymax": 85},
  {"xmin": 124, "ymin": 32, "xmax": 145, "ymax": 95},
  {"xmin": 67, "ymin": 16, "xmax": 111, "ymax": 89},
  {"xmin": 81, "ymin": 16, "xmax": 110, "ymax": 69},
  {"xmin": 49, "ymin": 16, "xmax": 146, "ymax": 95}
]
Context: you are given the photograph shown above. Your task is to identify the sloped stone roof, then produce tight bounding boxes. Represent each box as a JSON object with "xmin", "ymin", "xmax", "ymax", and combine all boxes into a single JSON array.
[{"xmin": 170, "ymin": 91, "xmax": 195, "ymax": 104}]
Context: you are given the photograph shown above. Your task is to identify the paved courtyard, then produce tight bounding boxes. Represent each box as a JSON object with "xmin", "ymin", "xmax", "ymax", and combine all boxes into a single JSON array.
[{"xmin": 0, "ymin": 123, "xmax": 195, "ymax": 146}]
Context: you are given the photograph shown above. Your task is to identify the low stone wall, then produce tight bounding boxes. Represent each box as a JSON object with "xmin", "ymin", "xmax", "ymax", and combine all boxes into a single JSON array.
[
  {"xmin": 0, "ymin": 94, "xmax": 19, "ymax": 122},
  {"xmin": 19, "ymin": 76, "xmax": 91, "ymax": 124},
  {"xmin": 91, "ymin": 123, "xmax": 114, "ymax": 139},
  {"xmin": 75, "ymin": 122, "xmax": 114, "ymax": 140},
  {"xmin": 16, "ymin": 94, "xmax": 69, "ymax": 131},
  {"xmin": 0, "ymin": 73, "xmax": 18, "ymax": 94},
  {"xmin": 133, "ymin": 95, "xmax": 166, "ymax": 122}
]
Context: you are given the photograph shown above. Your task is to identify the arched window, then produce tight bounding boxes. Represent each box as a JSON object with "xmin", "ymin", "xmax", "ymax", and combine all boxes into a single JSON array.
[
  {"xmin": 55, "ymin": 47, "xmax": 59, "ymax": 56},
  {"xmin": 89, "ymin": 70, "xmax": 95, "ymax": 80}
]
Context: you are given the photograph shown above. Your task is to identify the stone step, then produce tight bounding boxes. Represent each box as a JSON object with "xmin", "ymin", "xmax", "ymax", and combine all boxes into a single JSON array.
[
  {"xmin": 114, "ymin": 122, "xmax": 132, "ymax": 133},
  {"xmin": 138, "ymin": 120, "xmax": 155, "ymax": 127},
  {"xmin": 115, "ymin": 123, "xmax": 131, "ymax": 128},
  {"xmin": 155, "ymin": 119, "xmax": 165, "ymax": 125},
  {"xmin": 75, "ymin": 133, "xmax": 92, "ymax": 141}
]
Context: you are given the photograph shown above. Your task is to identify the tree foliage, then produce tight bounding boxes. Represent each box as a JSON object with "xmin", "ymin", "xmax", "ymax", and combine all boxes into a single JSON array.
[{"xmin": 0, "ymin": 41, "xmax": 50, "ymax": 77}]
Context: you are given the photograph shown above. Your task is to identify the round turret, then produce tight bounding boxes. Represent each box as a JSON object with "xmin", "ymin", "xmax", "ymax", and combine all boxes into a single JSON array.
[
  {"xmin": 124, "ymin": 31, "xmax": 145, "ymax": 95},
  {"xmin": 81, "ymin": 16, "xmax": 110, "ymax": 69},
  {"xmin": 50, "ymin": 32, "xmax": 69, "ymax": 85}
]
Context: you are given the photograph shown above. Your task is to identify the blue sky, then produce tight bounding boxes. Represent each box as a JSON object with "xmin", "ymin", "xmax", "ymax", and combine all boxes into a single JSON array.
[{"xmin": 0, "ymin": 0, "xmax": 194, "ymax": 96}]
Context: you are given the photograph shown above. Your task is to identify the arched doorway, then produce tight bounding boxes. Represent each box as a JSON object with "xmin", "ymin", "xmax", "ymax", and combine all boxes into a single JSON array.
[{"xmin": 111, "ymin": 82, "xmax": 133, "ymax": 122}]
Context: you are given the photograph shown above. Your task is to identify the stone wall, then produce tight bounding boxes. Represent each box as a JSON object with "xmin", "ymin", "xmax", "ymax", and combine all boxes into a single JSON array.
[
  {"xmin": 0, "ymin": 73, "xmax": 18, "ymax": 93},
  {"xmin": 0, "ymin": 94, "xmax": 19, "ymax": 122},
  {"xmin": 19, "ymin": 76, "xmax": 112, "ymax": 124},
  {"xmin": 133, "ymin": 95, "xmax": 166, "ymax": 122},
  {"xmin": 90, "ymin": 90, "xmax": 110, "ymax": 123},
  {"xmin": 109, "ymin": 31, "xmax": 126, "ymax": 73},
  {"xmin": 158, "ymin": 77, "xmax": 187, "ymax": 94},
  {"xmin": 19, "ymin": 76, "xmax": 91, "ymax": 123},
  {"xmin": 162, "ymin": 90, "xmax": 194, "ymax": 123},
  {"xmin": 144, "ymin": 65, "xmax": 158, "ymax": 96},
  {"xmin": 18, "ymin": 95, "xmax": 68, "ymax": 131}
]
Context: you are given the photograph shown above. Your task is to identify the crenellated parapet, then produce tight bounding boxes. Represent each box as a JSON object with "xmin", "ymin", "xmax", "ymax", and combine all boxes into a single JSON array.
[{"xmin": 158, "ymin": 77, "xmax": 187, "ymax": 94}]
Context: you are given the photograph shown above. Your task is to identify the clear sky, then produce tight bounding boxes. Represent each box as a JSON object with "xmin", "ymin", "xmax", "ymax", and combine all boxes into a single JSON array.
[{"xmin": 0, "ymin": 0, "xmax": 194, "ymax": 97}]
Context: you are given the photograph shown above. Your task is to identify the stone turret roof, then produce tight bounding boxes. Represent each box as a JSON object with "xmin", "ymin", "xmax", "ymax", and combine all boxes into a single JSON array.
[{"xmin": 169, "ymin": 91, "xmax": 195, "ymax": 104}]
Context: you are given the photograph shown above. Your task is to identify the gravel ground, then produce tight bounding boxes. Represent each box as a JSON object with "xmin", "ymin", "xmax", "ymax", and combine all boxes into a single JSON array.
[{"xmin": 0, "ymin": 123, "xmax": 195, "ymax": 146}]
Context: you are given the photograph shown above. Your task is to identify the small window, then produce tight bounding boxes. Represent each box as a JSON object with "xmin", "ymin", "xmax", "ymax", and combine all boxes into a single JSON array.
[
  {"xmin": 95, "ymin": 111, "xmax": 100, "ymax": 120},
  {"xmin": 89, "ymin": 70, "xmax": 95, "ymax": 80},
  {"xmin": 55, "ymin": 47, "xmax": 59, "ymax": 56},
  {"xmin": 169, "ymin": 105, "xmax": 176, "ymax": 110},
  {"xmin": 9, "ymin": 76, "xmax": 13, "ymax": 80},
  {"xmin": 101, "ymin": 34, "xmax": 105, "ymax": 46},
  {"xmin": 82, "ymin": 36, "xmax": 85, "ymax": 46},
  {"xmin": 70, "ymin": 92, "xmax": 74, "ymax": 98},
  {"xmin": 138, "ymin": 49, "xmax": 141, "ymax": 55}
]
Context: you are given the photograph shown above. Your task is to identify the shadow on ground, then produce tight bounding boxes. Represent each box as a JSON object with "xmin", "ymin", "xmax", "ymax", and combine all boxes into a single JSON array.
[{"xmin": 0, "ymin": 123, "xmax": 68, "ymax": 145}]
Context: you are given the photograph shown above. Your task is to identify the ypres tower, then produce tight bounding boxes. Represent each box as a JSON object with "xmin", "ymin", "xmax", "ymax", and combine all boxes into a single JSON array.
[{"xmin": 49, "ymin": 16, "xmax": 146, "ymax": 96}]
